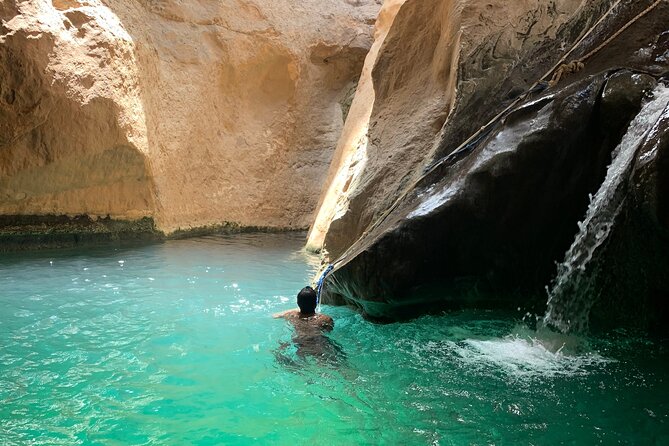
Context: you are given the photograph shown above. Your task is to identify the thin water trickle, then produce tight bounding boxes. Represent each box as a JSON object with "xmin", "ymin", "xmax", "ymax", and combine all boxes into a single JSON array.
[
  {"xmin": 544, "ymin": 86, "xmax": 669, "ymax": 333},
  {"xmin": 1, "ymin": 233, "xmax": 668, "ymax": 444}
]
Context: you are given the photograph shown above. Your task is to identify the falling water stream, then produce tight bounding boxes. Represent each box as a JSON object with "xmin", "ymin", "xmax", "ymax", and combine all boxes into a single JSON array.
[{"xmin": 544, "ymin": 85, "xmax": 669, "ymax": 333}]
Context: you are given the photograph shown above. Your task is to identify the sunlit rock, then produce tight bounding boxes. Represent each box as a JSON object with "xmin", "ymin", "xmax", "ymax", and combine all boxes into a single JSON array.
[
  {"xmin": 0, "ymin": 0, "xmax": 380, "ymax": 237},
  {"xmin": 306, "ymin": 0, "xmax": 406, "ymax": 253}
]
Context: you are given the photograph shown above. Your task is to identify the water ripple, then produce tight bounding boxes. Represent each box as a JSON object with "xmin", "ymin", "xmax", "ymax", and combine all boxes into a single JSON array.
[{"xmin": 0, "ymin": 235, "xmax": 667, "ymax": 444}]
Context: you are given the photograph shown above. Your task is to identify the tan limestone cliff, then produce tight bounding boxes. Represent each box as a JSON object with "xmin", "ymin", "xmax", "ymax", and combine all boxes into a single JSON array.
[
  {"xmin": 0, "ymin": 0, "xmax": 155, "ymax": 220},
  {"xmin": 311, "ymin": 0, "xmax": 616, "ymax": 258},
  {"xmin": 306, "ymin": 0, "xmax": 406, "ymax": 252},
  {"xmin": 0, "ymin": 0, "xmax": 380, "ymax": 233}
]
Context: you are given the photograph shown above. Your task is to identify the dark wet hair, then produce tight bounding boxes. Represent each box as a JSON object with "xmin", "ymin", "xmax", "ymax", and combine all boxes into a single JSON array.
[{"xmin": 297, "ymin": 286, "xmax": 317, "ymax": 314}]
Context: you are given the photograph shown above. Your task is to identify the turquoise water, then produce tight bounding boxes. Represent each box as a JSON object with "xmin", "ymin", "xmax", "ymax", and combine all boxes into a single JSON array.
[{"xmin": 1, "ymin": 233, "xmax": 668, "ymax": 445}]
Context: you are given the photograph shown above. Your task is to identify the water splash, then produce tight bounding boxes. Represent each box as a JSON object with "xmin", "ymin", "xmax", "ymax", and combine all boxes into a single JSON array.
[
  {"xmin": 544, "ymin": 86, "xmax": 669, "ymax": 332},
  {"xmin": 456, "ymin": 334, "xmax": 611, "ymax": 380}
]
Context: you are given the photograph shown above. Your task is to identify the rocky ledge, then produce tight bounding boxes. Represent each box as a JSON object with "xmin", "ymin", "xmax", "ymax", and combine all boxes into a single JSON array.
[{"xmin": 0, "ymin": 215, "xmax": 162, "ymax": 251}]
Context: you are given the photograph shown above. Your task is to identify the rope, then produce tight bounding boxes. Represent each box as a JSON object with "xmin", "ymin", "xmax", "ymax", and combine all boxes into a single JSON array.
[
  {"xmin": 327, "ymin": 0, "xmax": 665, "ymax": 273},
  {"xmin": 549, "ymin": 0, "xmax": 665, "ymax": 86},
  {"xmin": 583, "ymin": 0, "xmax": 664, "ymax": 62},
  {"xmin": 549, "ymin": 61, "xmax": 584, "ymax": 87},
  {"xmin": 544, "ymin": 0, "xmax": 623, "ymax": 87},
  {"xmin": 315, "ymin": 264, "xmax": 334, "ymax": 310}
]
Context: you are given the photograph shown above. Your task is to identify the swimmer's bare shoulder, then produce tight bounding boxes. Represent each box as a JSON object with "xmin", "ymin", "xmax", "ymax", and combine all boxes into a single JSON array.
[
  {"xmin": 316, "ymin": 314, "xmax": 334, "ymax": 331},
  {"xmin": 273, "ymin": 309, "xmax": 300, "ymax": 319},
  {"xmin": 273, "ymin": 310, "xmax": 334, "ymax": 331}
]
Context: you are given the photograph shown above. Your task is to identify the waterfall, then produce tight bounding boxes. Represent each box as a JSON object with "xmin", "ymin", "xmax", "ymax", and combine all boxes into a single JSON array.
[{"xmin": 544, "ymin": 85, "xmax": 669, "ymax": 333}]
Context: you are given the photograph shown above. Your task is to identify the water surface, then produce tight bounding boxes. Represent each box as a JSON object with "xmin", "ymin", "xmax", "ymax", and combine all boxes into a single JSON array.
[{"xmin": 1, "ymin": 233, "xmax": 667, "ymax": 445}]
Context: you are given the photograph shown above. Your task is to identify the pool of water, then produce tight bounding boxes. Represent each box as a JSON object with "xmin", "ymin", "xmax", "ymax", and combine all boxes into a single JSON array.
[{"xmin": 1, "ymin": 233, "xmax": 668, "ymax": 445}]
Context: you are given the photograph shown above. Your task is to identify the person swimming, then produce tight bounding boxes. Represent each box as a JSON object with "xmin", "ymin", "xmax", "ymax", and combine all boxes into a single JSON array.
[
  {"xmin": 273, "ymin": 286, "xmax": 340, "ymax": 363},
  {"xmin": 274, "ymin": 286, "xmax": 333, "ymax": 329}
]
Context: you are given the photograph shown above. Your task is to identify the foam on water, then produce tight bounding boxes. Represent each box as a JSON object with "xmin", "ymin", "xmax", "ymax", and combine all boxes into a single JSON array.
[{"xmin": 455, "ymin": 331, "xmax": 612, "ymax": 380}]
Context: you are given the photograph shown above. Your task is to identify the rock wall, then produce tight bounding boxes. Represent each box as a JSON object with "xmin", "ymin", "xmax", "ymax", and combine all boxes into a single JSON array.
[
  {"xmin": 318, "ymin": 0, "xmax": 669, "ymax": 333},
  {"xmin": 306, "ymin": 0, "xmax": 406, "ymax": 252},
  {"xmin": 1, "ymin": 0, "xmax": 155, "ymax": 221},
  {"xmin": 312, "ymin": 0, "xmax": 593, "ymax": 257},
  {"xmin": 0, "ymin": 0, "xmax": 380, "ymax": 235}
]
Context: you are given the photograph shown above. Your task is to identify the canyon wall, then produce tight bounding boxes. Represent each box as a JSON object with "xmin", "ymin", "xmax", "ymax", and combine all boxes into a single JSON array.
[
  {"xmin": 306, "ymin": 0, "xmax": 406, "ymax": 252},
  {"xmin": 318, "ymin": 0, "xmax": 669, "ymax": 333},
  {"xmin": 0, "ymin": 0, "xmax": 380, "ymax": 236},
  {"xmin": 311, "ymin": 0, "xmax": 591, "ymax": 256}
]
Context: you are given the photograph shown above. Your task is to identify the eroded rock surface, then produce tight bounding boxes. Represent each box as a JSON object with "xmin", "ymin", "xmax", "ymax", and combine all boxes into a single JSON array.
[
  {"xmin": 314, "ymin": 0, "xmax": 607, "ymax": 257},
  {"xmin": 1, "ymin": 1, "xmax": 154, "ymax": 222},
  {"xmin": 306, "ymin": 0, "xmax": 406, "ymax": 252},
  {"xmin": 0, "ymin": 0, "xmax": 380, "ymax": 237},
  {"xmin": 320, "ymin": 0, "xmax": 669, "ymax": 332}
]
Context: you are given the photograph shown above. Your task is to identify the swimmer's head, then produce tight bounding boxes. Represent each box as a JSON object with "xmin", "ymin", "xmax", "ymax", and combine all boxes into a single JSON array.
[{"xmin": 297, "ymin": 286, "xmax": 317, "ymax": 314}]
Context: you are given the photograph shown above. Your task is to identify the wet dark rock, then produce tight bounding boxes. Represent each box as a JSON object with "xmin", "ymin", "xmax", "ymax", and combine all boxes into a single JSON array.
[
  {"xmin": 320, "ymin": 0, "xmax": 669, "ymax": 332},
  {"xmin": 600, "ymin": 71, "xmax": 657, "ymax": 134},
  {"xmin": 0, "ymin": 214, "xmax": 303, "ymax": 251},
  {"xmin": 323, "ymin": 0, "xmax": 669, "ymax": 262},
  {"xmin": 323, "ymin": 74, "xmax": 647, "ymax": 319},
  {"xmin": 587, "ymin": 97, "xmax": 669, "ymax": 336},
  {"xmin": 324, "ymin": 75, "xmax": 669, "ymax": 331}
]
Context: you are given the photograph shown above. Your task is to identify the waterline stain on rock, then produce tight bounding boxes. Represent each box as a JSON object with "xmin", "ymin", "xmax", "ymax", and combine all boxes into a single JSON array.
[{"xmin": 0, "ymin": 215, "xmax": 163, "ymax": 252}]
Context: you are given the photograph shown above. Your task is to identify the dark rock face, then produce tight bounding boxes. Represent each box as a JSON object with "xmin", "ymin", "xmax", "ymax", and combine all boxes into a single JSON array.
[
  {"xmin": 586, "ymin": 99, "xmax": 669, "ymax": 335},
  {"xmin": 324, "ymin": 75, "xmax": 628, "ymax": 319},
  {"xmin": 322, "ymin": 0, "xmax": 669, "ymax": 260},
  {"xmin": 321, "ymin": 1, "xmax": 669, "ymax": 334},
  {"xmin": 324, "ymin": 71, "xmax": 668, "ymax": 330}
]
